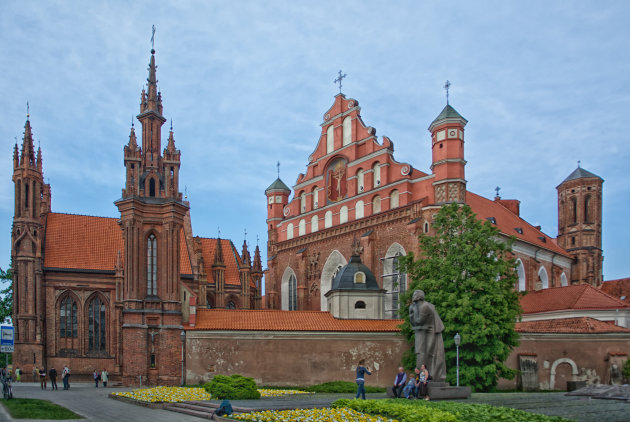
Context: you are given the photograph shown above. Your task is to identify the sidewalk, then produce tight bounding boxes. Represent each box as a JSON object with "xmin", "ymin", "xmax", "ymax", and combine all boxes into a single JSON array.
[{"xmin": 1, "ymin": 384, "xmax": 628, "ymax": 422}]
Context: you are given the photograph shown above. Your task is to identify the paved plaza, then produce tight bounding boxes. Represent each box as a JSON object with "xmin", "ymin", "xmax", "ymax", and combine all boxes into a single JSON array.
[{"xmin": 0, "ymin": 382, "xmax": 628, "ymax": 421}]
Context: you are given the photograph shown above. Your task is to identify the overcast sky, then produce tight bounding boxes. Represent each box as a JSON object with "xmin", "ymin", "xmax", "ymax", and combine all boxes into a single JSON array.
[{"xmin": 1, "ymin": 1, "xmax": 628, "ymax": 286}]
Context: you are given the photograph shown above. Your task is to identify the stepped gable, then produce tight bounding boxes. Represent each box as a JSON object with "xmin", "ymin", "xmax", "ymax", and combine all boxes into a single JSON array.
[
  {"xmin": 466, "ymin": 192, "xmax": 570, "ymax": 257},
  {"xmin": 197, "ymin": 238, "xmax": 243, "ymax": 286},
  {"xmin": 516, "ymin": 317, "xmax": 630, "ymax": 334},
  {"xmin": 191, "ymin": 309, "xmax": 402, "ymax": 332},
  {"xmin": 44, "ymin": 212, "xmax": 193, "ymax": 273},
  {"xmin": 600, "ymin": 278, "xmax": 630, "ymax": 304},
  {"xmin": 521, "ymin": 284, "xmax": 629, "ymax": 314}
]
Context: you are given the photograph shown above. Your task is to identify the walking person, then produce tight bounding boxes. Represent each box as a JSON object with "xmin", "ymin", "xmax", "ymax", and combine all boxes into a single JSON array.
[
  {"xmin": 39, "ymin": 367, "xmax": 47, "ymax": 390},
  {"xmin": 49, "ymin": 367, "xmax": 58, "ymax": 390},
  {"xmin": 101, "ymin": 369, "xmax": 108, "ymax": 388},
  {"xmin": 355, "ymin": 359, "xmax": 372, "ymax": 400},
  {"xmin": 93, "ymin": 370, "xmax": 99, "ymax": 388},
  {"xmin": 62, "ymin": 365, "xmax": 70, "ymax": 390}
]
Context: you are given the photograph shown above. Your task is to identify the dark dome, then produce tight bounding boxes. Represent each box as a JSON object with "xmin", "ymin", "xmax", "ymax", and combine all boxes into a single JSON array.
[{"xmin": 330, "ymin": 255, "xmax": 380, "ymax": 291}]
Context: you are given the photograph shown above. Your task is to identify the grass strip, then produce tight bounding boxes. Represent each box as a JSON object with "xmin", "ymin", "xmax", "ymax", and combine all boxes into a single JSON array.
[{"xmin": 1, "ymin": 398, "xmax": 83, "ymax": 419}]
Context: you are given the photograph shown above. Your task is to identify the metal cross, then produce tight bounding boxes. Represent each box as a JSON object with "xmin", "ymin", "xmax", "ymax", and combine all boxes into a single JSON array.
[
  {"xmin": 277, "ymin": 161, "xmax": 280, "ymax": 178},
  {"xmin": 244, "ymin": 228, "xmax": 247, "ymax": 241},
  {"xmin": 577, "ymin": 160, "xmax": 581, "ymax": 168},
  {"xmin": 495, "ymin": 186, "xmax": 501, "ymax": 197},
  {"xmin": 131, "ymin": 115, "xmax": 134, "ymax": 127},
  {"xmin": 334, "ymin": 70, "xmax": 347, "ymax": 93},
  {"xmin": 26, "ymin": 101, "xmax": 30, "ymax": 118},
  {"xmin": 218, "ymin": 227, "xmax": 221, "ymax": 238},
  {"xmin": 151, "ymin": 25, "xmax": 156, "ymax": 49},
  {"xmin": 444, "ymin": 80, "xmax": 451, "ymax": 105},
  {"xmin": 256, "ymin": 234, "xmax": 259, "ymax": 246}
]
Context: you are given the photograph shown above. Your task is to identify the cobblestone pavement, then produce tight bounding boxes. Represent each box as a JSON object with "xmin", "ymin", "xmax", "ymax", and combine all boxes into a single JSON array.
[
  {"xmin": 0, "ymin": 382, "xmax": 202, "ymax": 422},
  {"xmin": 1, "ymin": 385, "xmax": 627, "ymax": 422}
]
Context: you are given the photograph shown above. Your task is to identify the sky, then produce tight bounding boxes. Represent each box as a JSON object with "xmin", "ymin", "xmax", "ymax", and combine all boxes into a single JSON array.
[{"xmin": 0, "ymin": 1, "xmax": 628, "ymax": 287}]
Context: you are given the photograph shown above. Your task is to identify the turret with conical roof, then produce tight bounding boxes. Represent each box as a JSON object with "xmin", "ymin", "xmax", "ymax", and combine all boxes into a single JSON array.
[
  {"xmin": 556, "ymin": 163, "xmax": 604, "ymax": 286},
  {"xmin": 428, "ymin": 98, "xmax": 468, "ymax": 205},
  {"xmin": 265, "ymin": 174, "xmax": 291, "ymax": 232}
]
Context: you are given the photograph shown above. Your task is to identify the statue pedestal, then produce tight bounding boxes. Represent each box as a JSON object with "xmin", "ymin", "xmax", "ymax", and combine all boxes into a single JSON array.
[{"xmin": 428, "ymin": 382, "xmax": 471, "ymax": 400}]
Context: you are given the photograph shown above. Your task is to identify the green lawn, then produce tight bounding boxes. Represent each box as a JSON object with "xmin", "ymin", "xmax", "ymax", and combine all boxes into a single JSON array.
[{"xmin": 1, "ymin": 398, "xmax": 83, "ymax": 419}]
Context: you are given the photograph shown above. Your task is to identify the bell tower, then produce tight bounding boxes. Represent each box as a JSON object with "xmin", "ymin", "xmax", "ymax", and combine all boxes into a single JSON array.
[
  {"xmin": 11, "ymin": 112, "xmax": 51, "ymax": 373},
  {"xmin": 115, "ymin": 46, "xmax": 189, "ymax": 385},
  {"xmin": 428, "ymin": 82, "xmax": 468, "ymax": 204},
  {"xmin": 556, "ymin": 164, "xmax": 604, "ymax": 286}
]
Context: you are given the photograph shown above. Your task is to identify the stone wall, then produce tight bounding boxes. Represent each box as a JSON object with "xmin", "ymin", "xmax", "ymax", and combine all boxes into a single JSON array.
[
  {"xmin": 498, "ymin": 333, "xmax": 630, "ymax": 390},
  {"xmin": 185, "ymin": 330, "xmax": 408, "ymax": 387}
]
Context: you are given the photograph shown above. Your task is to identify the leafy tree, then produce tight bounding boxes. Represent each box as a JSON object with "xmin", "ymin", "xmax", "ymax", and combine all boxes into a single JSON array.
[
  {"xmin": 0, "ymin": 264, "xmax": 12, "ymax": 324},
  {"xmin": 399, "ymin": 203, "xmax": 523, "ymax": 392}
]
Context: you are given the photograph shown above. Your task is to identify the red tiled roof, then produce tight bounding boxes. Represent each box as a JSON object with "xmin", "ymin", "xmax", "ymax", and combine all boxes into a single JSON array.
[
  {"xmin": 191, "ymin": 309, "xmax": 403, "ymax": 332},
  {"xmin": 44, "ymin": 213, "xmax": 123, "ymax": 271},
  {"xmin": 466, "ymin": 192, "xmax": 571, "ymax": 257},
  {"xmin": 516, "ymin": 317, "xmax": 630, "ymax": 334},
  {"xmin": 520, "ymin": 284, "xmax": 629, "ymax": 314},
  {"xmin": 198, "ymin": 238, "xmax": 242, "ymax": 286},
  {"xmin": 45, "ymin": 212, "xmax": 192, "ymax": 274},
  {"xmin": 600, "ymin": 278, "xmax": 630, "ymax": 303}
]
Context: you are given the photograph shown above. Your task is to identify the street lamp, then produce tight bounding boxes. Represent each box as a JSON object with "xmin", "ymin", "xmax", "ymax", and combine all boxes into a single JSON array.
[
  {"xmin": 180, "ymin": 330, "xmax": 186, "ymax": 386},
  {"xmin": 454, "ymin": 333, "xmax": 461, "ymax": 387}
]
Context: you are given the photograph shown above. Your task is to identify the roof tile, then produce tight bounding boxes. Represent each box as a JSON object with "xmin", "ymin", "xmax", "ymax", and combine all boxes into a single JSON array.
[
  {"xmin": 191, "ymin": 309, "xmax": 403, "ymax": 332},
  {"xmin": 516, "ymin": 317, "xmax": 630, "ymax": 334},
  {"xmin": 521, "ymin": 284, "xmax": 629, "ymax": 314},
  {"xmin": 600, "ymin": 278, "xmax": 630, "ymax": 304},
  {"xmin": 467, "ymin": 192, "xmax": 571, "ymax": 257}
]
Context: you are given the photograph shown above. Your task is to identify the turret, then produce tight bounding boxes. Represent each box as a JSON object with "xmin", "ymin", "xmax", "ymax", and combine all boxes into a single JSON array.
[
  {"xmin": 428, "ymin": 85, "xmax": 467, "ymax": 204},
  {"xmin": 556, "ymin": 164, "xmax": 604, "ymax": 286},
  {"xmin": 265, "ymin": 177, "xmax": 290, "ymax": 231}
]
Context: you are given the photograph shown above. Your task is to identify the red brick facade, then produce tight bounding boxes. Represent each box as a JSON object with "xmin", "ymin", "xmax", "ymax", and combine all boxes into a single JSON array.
[
  {"xmin": 11, "ymin": 48, "xmax": 261, "ymax": 384},
  {"xmin": 264, "ymin": 94, "xmax": 597, "ymax": 315}
]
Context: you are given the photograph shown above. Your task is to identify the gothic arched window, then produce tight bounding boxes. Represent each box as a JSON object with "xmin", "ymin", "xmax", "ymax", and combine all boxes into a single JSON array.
[
  {"xmin": 226, "ymin": 300, "xmax": 236, "ymax": 309},
  {"xmin": 147, "ymin": 234, "xmax": 157, "ymax": 296},
  {"xmin": 88, "ymin": 296, "xmax": 106, "ymax": 352},
  {"xmin": 342, "ymin": 116, "xmax": 352, "ymax": 146},
  {"xmin": 571, "ymin": 197, "xmax": 577, "ymax": 224},
  {"xmin": 60, "ymin": 296, "xmax": 77, "ymax": 338},
  {"xmin": 149, "ymin": 178, "xmax": 156, "ymax": 197},
  {"xmin": 288, "ymin": 274, "xmax": 297, "ymax": 311},
  {"xmin": 326, "ymin": 125, "xmax": 334, "ymax": 154}
]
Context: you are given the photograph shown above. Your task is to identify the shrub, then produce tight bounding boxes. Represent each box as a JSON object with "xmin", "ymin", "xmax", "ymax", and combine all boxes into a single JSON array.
[
  {"xmin": 306, "ymin": 381, "xmax": 385, "ymax": 393},
  {"xmin": 623, "ymin": 359, "xmax": 630, "ymax": 382},
  {"xmin": 332, "ymin": 399, "xmax": 572, "ymax": 422},
  {"xmin": 204, "ymin": 374, "xmax": 261, "ymax": 400}
]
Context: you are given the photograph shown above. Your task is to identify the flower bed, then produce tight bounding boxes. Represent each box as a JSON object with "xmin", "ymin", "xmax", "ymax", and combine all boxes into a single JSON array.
[
  {"xmin": 258, "ymin": 388, "xmax": 312, "ymax": 397},
  {"xmin": 232, "ymin": 407, "xmax": 397, "ymax": 422},
  {"xmin": 111, "ymin": 386, "xmax": 211, "ymax": 403}
]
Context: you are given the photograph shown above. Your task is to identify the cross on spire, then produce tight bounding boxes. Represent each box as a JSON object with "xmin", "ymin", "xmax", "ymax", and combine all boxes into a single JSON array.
[
  {"xmin": 26, "ymin": 101, "xmax": 30, "ymax": 120},
  {"xmin": 217, "ymin": 226, "xmax": 221, "ymax": 238},
  {"xmin": 151, "ymin": 25, "xmax": 156, "ymax": 50},
  {"xmin": 444, "ymin": 80, "xmax": 451, "ymax": 105},
  {"xmin": 244, "ymin": 228, "xmax": 247, "ymax": 241},
  {"xmin": 277, "ymin": 161, "xmax": 280, "ymax": 178},
  {"xmin": 577, "ymin": 160, "xmax": 581, "ymax": 168},
  {"xmin": 256, "ymin": 234, "xmax": 259, "ymax": 246},
  {"xmin": 495, "ymin": 186, "xmax": 501, "ymax": 198},
  {"xmin": 334, "ymin": 70, "xmax": 347, "ymax": 94}
]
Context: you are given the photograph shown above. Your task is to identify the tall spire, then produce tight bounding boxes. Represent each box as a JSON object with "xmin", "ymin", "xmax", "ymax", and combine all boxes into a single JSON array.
[
  {"xmin": 214, "ymin": 237, "xmax": 224, "ymax": 265},
  {"xmin": 20, "ymin": 117, "xmax": 36, "ymax": 167},
  {"xmin": 242, "ymin": 238, "xmax": 251, "ymax": 268},
  {"xmin": 144, "ymin": 49, "xmax": 161, "ymax": 114},
  {"xmin": 253, "ymin": 244, "xmax": 262, "ymax": 272}
]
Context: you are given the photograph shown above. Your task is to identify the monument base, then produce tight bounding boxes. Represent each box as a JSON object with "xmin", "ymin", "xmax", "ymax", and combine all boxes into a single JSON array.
[{"xmin": 428, "ymin": 383, "xmax": 471, "ymax": 400}]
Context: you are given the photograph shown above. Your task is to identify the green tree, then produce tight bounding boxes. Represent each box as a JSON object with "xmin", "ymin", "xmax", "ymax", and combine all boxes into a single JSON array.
[
  {"xmin": 399, "ymin": 203, "xmax": 523, "ymax": 392},
  {"xmin": 0, "ymin": 265, "xmax": 13, "ymax": 324}
]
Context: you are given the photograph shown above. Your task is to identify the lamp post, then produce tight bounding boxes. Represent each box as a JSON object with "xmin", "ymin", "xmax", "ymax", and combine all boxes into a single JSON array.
[
  {"xmin": 454, "ymin": 333, "xmax": 461, "ymax": 387},
  {"xmin": 180, "ymin": 330, "xmax": 186, "ymax": 386}
]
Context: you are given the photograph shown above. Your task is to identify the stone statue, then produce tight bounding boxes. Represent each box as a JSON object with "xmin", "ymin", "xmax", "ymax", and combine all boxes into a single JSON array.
[{"xmin": 409, "ymin": 290, "xmax": 446, "ymax": 382}]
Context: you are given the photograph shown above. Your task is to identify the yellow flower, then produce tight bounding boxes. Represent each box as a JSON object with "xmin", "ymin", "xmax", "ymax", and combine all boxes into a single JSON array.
[{"xmin": 112, "ymin": 386, "xmax": 211, "ymax": 403}]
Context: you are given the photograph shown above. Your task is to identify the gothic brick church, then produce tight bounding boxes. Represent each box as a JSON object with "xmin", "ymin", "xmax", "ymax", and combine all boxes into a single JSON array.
[
  {"xmin": 264, "ymin": 93, "xmax": 605, "ymax": 316},
  {"xmin": 11, "ymin": 48, "xmax": 262, "ymax": 384}
]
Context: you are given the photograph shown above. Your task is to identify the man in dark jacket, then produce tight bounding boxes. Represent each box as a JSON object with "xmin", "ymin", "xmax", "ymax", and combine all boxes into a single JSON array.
[{"xmin": 49, "ymin": 367, "xmax": 58, "ymax": 390}]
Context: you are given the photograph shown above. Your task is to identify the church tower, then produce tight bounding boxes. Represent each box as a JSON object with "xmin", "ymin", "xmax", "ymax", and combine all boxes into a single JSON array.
[
  {"xmin": 11, "ymin": 113, "xmax": 51, "ymax": 371},
  {"xmin": 115, "ymin": 46, "xmax": 188, "ymax": 385},
  {"xmin": 428, "ymin": 84, "xmax": 468, "ymax": 204},
  {"xmin": 556, "ymin": 165, "xmax": 604, "ymax": 286},
  {"xmin": 265, "ymin": 175, "xmax": 290, "ymax": 309}
]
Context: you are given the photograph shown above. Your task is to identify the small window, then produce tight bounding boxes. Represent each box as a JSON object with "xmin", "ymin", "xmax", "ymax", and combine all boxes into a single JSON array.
[
  {"xmin": 424, "ymin": 222, "xmax": 429, "ymax": 233},
  {"xmin": 342, "ymin": 116, "xmax": 352, "ymax": 146},
  {"xmin": 372, "ymin": 163, "xmax": 381, "ymax": 186},
  {"xmin": 355, "ymin": 200, "xmax": 365, "ymax": 219},
  {"xmin": 373, "ymin": 196, "xmax": 381, "ymax": 213},
  {"xmin": 311, "ymin": 215, "xmax": 319, "ymax": 233},
  {"xmin": 340, "ymin": 206, "xmax": 348, "ymax": 224},
  {"xmin": 149, "ymin": 178, "xmax": 156, "ymax": 197},
  {"xmin": 325, "ymin": 211, "xmax": 333, "ymax": 228},
  {"xmin": 286, "ymin": 223, "xmax": 294, "ymax": 240},
  {"xmin": 326, "ymin": 125, "xmax": 334, "ymax": 153},
  {"xmin": 354, "ymin": 301, "xmax": 366, "ymax": 309},
  {"xmin": 298, "ymin": 219, "xmax": 306, "ymax": 236},
  {"xmin": 571, "ymin": 236, "xmax": 576, "ymax": 246},
  {"xmin": 390, "ymin": 190, "xmax": 399, "ymax": 208},
  {"xmin": 354, "ymin": 272, "xmax": 366, "ymax": 284},
  {"xmin": 357, "ymin": 169, "xmax": 365, "ymax": 193}
]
